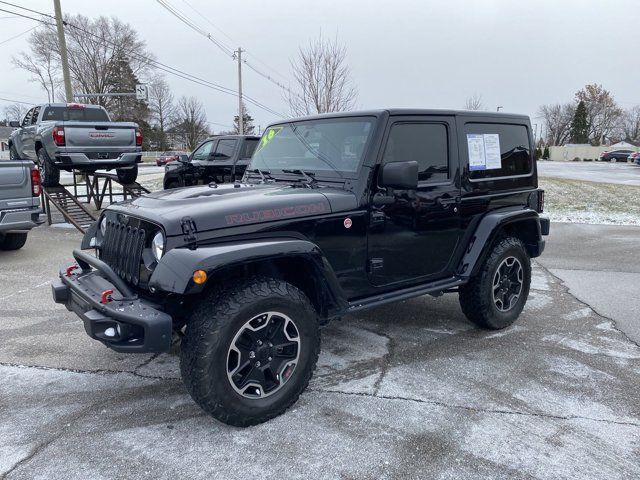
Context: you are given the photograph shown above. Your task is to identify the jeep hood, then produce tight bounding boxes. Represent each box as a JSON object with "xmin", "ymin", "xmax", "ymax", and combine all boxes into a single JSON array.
[{"xmin": 107, "ymin": 183, "xmax": 356, "ymax": 236}]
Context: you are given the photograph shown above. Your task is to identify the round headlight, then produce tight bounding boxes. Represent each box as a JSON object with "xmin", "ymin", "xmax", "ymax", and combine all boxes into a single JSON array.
[
  {"xmin": 99, "ymin": 217, "xmax": 107, "ymax": 236},
  {"xmin": 152, "ymin": 231, "xmax": 165, "ymax": 260}
]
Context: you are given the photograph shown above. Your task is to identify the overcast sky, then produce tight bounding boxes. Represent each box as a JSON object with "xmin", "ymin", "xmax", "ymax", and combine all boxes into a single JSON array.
[{"xmin": 1, "ymin": 0, "xmax": 639, "ymax": 136}]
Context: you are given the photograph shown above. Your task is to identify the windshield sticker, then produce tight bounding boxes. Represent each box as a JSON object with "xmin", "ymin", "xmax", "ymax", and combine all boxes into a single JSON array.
[
  {"xmin": 467, "ymin": 133, "xmax": 502, "ymax": 171},
  {"xmin": 256, "ymin": 126, "xmax": 283, "ymax": 152}
]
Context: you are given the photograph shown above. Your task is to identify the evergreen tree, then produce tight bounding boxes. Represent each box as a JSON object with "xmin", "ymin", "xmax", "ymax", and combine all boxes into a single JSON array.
[
  {"xmin": 535, "ymin": 147, "xmax": 542, "ymax": 159},
  {"xmin": 233, "ymin": 102, "xmax": 255, "ymax": 134},
  {"xmin": 542, "ymin": 146, "xmax": 550, "ymax": 160},
  {"xmin": 569, "ymin": 100, "xmax": 589, "ymax": 144}
]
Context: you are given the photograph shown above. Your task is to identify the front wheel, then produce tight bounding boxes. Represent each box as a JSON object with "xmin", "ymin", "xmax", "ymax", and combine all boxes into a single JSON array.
[
  {"xmin": 459, "ymin": 236, "xmax": 531, "ymax": 330},
  {"xmin": 116, "ymin": 165, "xmax": 138, "ymax": 184},
  {"xmin": 180, "ymin": 277, "xmax": 320, "ymax": 427},
  {"xmin": 9, "ymin": 144, "xmax": 19, "ymax": 160}
]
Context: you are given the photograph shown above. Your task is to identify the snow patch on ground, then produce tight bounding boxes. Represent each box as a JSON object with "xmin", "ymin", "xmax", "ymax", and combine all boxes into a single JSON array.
[{"xmin": 548, "ymin": 211, "xmax": 640, "ymax": 226}]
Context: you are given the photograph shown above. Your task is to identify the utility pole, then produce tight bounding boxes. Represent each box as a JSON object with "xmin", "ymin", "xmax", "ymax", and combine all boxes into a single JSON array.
[
  {"xmin": 235, "ymin": 47, "xmax": 244, "ymax": 135},
  {"xmin": 53, "ymin": 0, "xmax": 73, "ymax": 102}
]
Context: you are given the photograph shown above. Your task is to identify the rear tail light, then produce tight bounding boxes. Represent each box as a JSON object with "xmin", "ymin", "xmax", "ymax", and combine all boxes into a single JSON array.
[
  {"xmin": 31, "ymin": 169, "xmax": 41, "ymax": 196},
  {"xmin": 528, "ymin": 189, "xmax": 544, "ymax": 213},
  {"xmin": 66, "ymin": 103, "xmax": 85, "ymax": 109},
  {"xmin": 135, "ymin": 129, "xmax": 143, "ymax": 146},
  {"xmin": 53, "ymin": 126, "xmax": 65, "ymax": 146}
]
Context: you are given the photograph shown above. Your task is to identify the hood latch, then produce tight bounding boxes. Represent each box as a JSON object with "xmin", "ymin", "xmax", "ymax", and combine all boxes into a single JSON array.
[{"xmin": 181, "ymin": 216, "xmax": 198, "ymax": 249}]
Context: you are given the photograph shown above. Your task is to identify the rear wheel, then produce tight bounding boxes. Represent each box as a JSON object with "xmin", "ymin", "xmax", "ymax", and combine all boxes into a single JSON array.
[
  {"xmin": 459, "ymin": 236, "xmax": 531, "ymax": 330},
  {"xmin": 36, "ymin": 148, "xmax": 60, "ymax": 187},
  {"xmin": 0, "ymin": 232, "xmax": 28, "ymax": 251},
  {"xmin": 180, "ymin": 277, "xmax": 320, "ymax": 427},
  {"xmin": 116, "ymin": 164, "xmax": 138, "ymax": 184}
]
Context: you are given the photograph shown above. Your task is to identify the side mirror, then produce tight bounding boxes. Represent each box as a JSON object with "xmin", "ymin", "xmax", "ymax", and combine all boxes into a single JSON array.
[
  {"xmin": 177, "ymin": 154, "xmax": 189, "ymax": 164},
  {"xmin": 379, "ymin": 161, "xmax": 418, "ymax": 190},
  {"xmin": 9, "ymin": 121, "xmax": 20, "ymax": 128}
]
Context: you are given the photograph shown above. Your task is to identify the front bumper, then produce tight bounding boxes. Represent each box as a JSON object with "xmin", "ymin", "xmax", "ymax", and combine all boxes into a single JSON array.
[
  {"xmin": 52, "ymin": 249, "xmax": 172, "ymax": 353},
  {"xmin": 0, "ymin": 207, "xmax": 43, "ymax": 233}
]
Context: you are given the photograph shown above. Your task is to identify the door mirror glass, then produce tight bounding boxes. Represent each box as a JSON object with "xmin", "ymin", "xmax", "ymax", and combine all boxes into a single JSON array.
[
  {"xmin": 177, "ymin": 154, "xmax": 189, "ymax": 163},
  {"xmin": 8, "ymin": 121, "xmax": 20, "ymax": 128},
  {"xmin": 379, "ymin": 161, "xmax": 419, "ymax": 190}
]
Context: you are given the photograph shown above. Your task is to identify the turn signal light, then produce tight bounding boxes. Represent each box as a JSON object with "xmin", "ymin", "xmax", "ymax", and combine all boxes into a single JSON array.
[
  {"xmin": 53, "ymin": 126, "xmax": 65, "ymax": 146},
  {"xmin": 31, "ymin": 169, "xmax": 41, "ymax": 196},
  {"xmin": 192, "ymin": 270, "xmax": 207, "ymax": 285}
]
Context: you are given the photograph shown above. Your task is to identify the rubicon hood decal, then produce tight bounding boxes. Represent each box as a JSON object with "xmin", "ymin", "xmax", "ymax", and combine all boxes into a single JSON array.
[{"xmin": 225, "ymin": 202, "xmax": 327, "ymax": 226}]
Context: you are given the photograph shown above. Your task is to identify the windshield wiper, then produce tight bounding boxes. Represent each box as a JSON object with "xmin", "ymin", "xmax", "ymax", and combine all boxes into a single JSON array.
[
  {"xmin": 282, "ymin": 169, "xmax": 318, "ymax": 187},
  {"xmin": 246, "ymin": 168, "xmax": 274, "ymax": 183}
]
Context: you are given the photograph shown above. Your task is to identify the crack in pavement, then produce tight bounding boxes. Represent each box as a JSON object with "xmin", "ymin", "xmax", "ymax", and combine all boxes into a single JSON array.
[
  {"xmin": 0, "ymin": 361, "xmax": 176, "ymax": 382},
  {"xmin": 534, "ymin": 261, "xmax": 640, "ymax": 350},
  {"xmin": 309, "ymin": 387, "xmax": 640, "ymax": 428}
]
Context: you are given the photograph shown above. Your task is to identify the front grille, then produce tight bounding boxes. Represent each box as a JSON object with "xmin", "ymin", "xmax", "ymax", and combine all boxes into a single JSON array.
[{"xmin": 100, "ymin": 219, "xmax": 146, "ymax": 285}]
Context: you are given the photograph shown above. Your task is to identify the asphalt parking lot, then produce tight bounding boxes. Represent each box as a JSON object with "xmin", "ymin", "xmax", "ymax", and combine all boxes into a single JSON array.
[{"xmin": 1, "ymin": 224, "xmax": 639, "ymax": 479}]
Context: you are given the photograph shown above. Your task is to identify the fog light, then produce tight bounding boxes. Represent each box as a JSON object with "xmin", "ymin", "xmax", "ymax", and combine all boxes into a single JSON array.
[
  {"xmin": 192, "ymin": 270, "xmax": 207, "ymax": 284},
  {"xmin": 104, "ymin": 327, "xmax": 116, "ymax": 337}
]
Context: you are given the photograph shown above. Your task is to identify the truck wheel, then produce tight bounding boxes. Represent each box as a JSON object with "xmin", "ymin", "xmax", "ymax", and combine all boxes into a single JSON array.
[
  {"xmin": 116, "ymin": 165, "xmax": 138, "ymax": 184},
  {"xmin": 180, "ymin": 277, "xmax": 320, "ymax": 427},
  {"xmin": 36, "ymin": 148, "xmax": 60, "ymax": 187},
  {"xmin": 459, "ymin": 236, "xmax": 531, "ymax": 330},
  {"xmin": 9, "ymin": 144, "xmax": 19, "ymax": 160},
  {"xmin": 0, "ymin": 232, "xmax": 28, "ymax": 251}
]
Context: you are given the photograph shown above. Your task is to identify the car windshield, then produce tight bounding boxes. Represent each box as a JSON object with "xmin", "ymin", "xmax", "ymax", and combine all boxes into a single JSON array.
[{"xmin": 249, "ymin": 117, "xmax": 375, "ymax": 177}]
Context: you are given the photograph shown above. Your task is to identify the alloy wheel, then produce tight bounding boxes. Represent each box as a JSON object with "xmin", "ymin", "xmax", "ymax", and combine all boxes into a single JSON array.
[
  {"xmin": 226, "ymin": 311, "xmax": 300, "ymax": 399},
  {"xmin": 492, "ymin": 256, "xmax": 523, "ymax": 312}
]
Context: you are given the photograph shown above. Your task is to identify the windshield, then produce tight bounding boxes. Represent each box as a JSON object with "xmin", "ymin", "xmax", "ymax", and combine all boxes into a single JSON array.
[
  {"xmin": 249, "ymin": 117, "xmax": 375, "ymax": 176},
  {"xmin": 42, "ymin": 106, "xmax": 110, "ymax": 122}
]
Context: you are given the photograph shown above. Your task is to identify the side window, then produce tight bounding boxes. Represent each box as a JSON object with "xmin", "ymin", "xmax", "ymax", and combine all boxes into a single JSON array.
[
  {"xmin": 191, "ymin": 141, "xmax": 215, "ymax": 161},
  {"xmin": 30, "ymin": 106, "xmax": 41, "ymax": 125},
  {"xmin": 213, "ymin": 139, "xmax": 238, "ymax": 161},
  {"xmin": 22, "ymin": 108, "xmax": 34, "ymax": 127},
  {"xmin": 382, "ymin": 123, "xmax": 449, "ymax": 182},
  {"xmin": 239, "ymin": 138, "xmax": 259, "ymax": 159},
  {"xmin": 465, "ymin": 123, "xmax": 532, "ymax": 180}
]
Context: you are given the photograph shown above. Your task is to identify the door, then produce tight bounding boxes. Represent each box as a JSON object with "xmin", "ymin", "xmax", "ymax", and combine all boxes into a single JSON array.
[
  {"xmin": 209, "ymin": 138, "xmax": 238, "ymax": 182},
  {"xmin": 187, "ymin": 139, "xmax": 216, "ymax": 185},
  {"xmin": 17, "ymin": 108, "xmax": 35, "ymax": 160},
  {"xmin": 24, "ymin": 106, "xmax": 40, "ymax": 159},
  {"xmin": 367, "ymin": 117, "xmax": 462, "ymax": 287}
]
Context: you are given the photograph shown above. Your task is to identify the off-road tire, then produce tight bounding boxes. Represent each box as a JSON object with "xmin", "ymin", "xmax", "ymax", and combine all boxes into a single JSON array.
[
  {"xmin": 180, "ymin": 277, "xmax": 320, "ymax": 427},
  {"xmin": 36, "ymin": 148, "xmax": 60, "ymax": 187},
  {"xmin": 9, "ymin": 144, "xmax": 19, "ymax": 160},
  {"xmin": 0, "ymin": 232, "xmax": 28, "ymax": 251},
  {"xmin": 116, "ymin": 165, "xmax": 138, "ymax": 184},
  {"xmin": 459, "ymin": 236, "xmax": 531, "ymax": 330}
]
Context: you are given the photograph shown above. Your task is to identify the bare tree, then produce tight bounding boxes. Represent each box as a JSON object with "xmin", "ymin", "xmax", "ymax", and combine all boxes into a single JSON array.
[
  {"xmin": 2, "ymin": 103, "xmax": 30, "ymax": 123},
  {"xmin": 619, "ymin": 105, "xmax": 640, "ymax": 143},
  {"xmin": 288, "ymin": 35, "xmax": 358, "ymax": 116},
  {"xmin": 464, "ymin": 94, "xmax": 484, "ymax": 111},
  {"xmin": 575, "ymin": 84, "xmax": 622, "ymax": 145},
  {"xmin": 537, "ymin": 103, "xmax": 575, "ymax": 146},
  {"xmin": 148, "ymin": 77, "xmax": 176, "ymax": 150},
  {"xmin": 13, "ymin": 15, "xmax": 154, "ymax": 108},
  {"xmin": 174, "ymin": 96, "xmax": 209, "ymax": 151},
  {"xmin": 12, "ymin": 28, "xmax": 61, "ymax": 103}
]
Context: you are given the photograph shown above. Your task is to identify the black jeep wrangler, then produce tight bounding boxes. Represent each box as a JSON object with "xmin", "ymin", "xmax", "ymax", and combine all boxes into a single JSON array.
[
  {"xmin": 52, "ymin": 109, "xmax": 549, "ymax": 426},
  {"xmin": 163, "ymin": 134, "xmax": 260, "ymax": 189}
]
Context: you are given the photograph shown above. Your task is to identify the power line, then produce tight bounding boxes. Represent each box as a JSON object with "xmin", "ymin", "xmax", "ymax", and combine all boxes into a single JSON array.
[
  {"xmin": 0, "ymin": 25, "xmax": 35, "ymax": 46},
  {"xmin": 0, "ymin": 2, "xmax": 286, "ymax": 118},
  {"xmin": 0, "ymin": 96, "xmax": 34, "ymax": 105}
]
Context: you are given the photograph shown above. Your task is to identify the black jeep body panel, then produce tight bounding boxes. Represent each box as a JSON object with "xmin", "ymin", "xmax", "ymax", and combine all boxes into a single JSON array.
[{"xmin": 54, "ymin": 109, "xmax": 549, "ymax": 352}]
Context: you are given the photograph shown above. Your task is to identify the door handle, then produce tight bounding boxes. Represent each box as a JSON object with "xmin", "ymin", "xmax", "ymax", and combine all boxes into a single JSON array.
[{"xmin": 436, "ymin": 197, "xmax": 458, "ymax": 206}]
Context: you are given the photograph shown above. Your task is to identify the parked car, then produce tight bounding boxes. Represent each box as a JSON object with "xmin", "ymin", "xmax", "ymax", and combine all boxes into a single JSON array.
[
  {"xmin": 599, "ymin": 149, "xmax": 634, "ymax": 162},
  {"xmin": 156, "ymin": 151, "xmax": 183, "ymax": 166},
  {"xmin": 163, "ymin": 135, "xmax": 259, "ymax": 188},
  {"xmin": 627, "ymin": 152, "xmax": 639, "ymax": 163},
  {"xmin": 0, "ymin": 158, "xmax": 42, "ymax": 250},
  {"xmin": 8, "ymin": 103, "xmax": 142, "ymax": 187},
  {"xmin": 53, "ymin": 109, "xmax": 549, "ymax": 426}
]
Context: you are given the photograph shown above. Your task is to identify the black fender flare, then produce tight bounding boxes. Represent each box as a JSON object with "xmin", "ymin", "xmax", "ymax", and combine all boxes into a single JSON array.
[
  {"xmin": 149, "ymin": 238, "xmax": 348, "ymax": 309},
  {"xmin": 458, "ymin": 207, "xmax": 544, "ymax": 279}
]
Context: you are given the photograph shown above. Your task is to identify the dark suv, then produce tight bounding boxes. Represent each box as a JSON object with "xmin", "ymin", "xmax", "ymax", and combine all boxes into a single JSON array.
[
  {"xmin": 163, "ymin": 134, "xmax": 259, "ymax": 188},
  {"xmin": 52, "ymin": 109, "xmax": 549, "ymax": 427}
]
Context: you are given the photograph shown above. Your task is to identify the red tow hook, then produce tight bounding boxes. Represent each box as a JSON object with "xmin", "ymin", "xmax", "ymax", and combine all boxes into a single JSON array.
[
  {"xmin": 65, "ymin": 264, "xmax": 79, "ymax": 277},
  {"xmin": 100, "ymin": 289, "xmax": 114, "ymax": 305}
]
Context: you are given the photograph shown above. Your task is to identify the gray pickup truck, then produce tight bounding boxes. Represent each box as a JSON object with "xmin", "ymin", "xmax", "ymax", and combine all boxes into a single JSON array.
[
  {"xmin": 0, "ymin": 159, "xmax": 42, "ymax": 250},
  {"xmin": 8, "ymin": 103, "xmax": 142, "ymax": 187}
]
